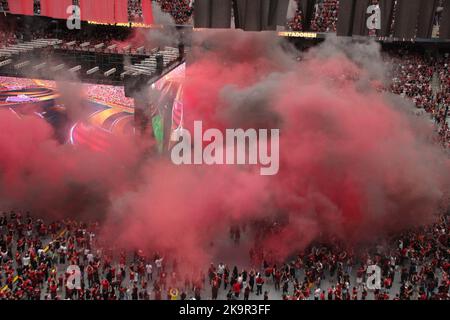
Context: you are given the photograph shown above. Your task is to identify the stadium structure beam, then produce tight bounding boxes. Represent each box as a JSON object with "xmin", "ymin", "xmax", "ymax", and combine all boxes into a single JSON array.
[
  {"xmin": 86, "ymin": 67, "xmax": 99, "ymax": 75},
  {"xmin": 69, "ymin": 65, "xmax": 82, "ymax": 73},
  {"xmin": 33, "ymin": 62, "xmax": 46, "ymax": 70},
  {"xmin": 104, "ymin": 68, "xmax": 117, "ymax": 77},
  {"xmin": 52, "ymin": 64, "xmax": 65, "ymax": 72}
]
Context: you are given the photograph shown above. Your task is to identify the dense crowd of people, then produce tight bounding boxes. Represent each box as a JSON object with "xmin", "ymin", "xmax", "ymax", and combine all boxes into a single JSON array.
[
  {"xmin": 386, "ymin": 48, "xmax": 450, "ymax": 149},
  {"xmin": 85, "ymin": 84, "xmax": 134, "ymax": 107},
  {"xmin": 0, "ymin": 208, "xmax": 448, "ymax": 300},
  {"xmin": 0, "ymin": 76, "xmax": 134, "ymax": 107},
  {"xmin": 0, "ymin": 76, "xmax": 37, "ymax": 89},
  {"xmin": 287, "ymin": 0, "xmax": 340, "ymax": 32},
  {"xmin": 310, "ymin": 0, "xmax": 339, "ymax": 32},
  {"xmin": 1, "ymin": 0, "xmax": 447, "ymax": 36},
  {"xmin": 388, "ymin": 50, "xmax": 435, "ymax": 110},
  {"xmin": 154, "ymin": 0, "xmax": 193, "ymax": 25},
  {"xmin": 128, "ymin": 0, "xmax": 143, "ymax": 22},
  {"xmin": 0, "ymin": 30, "xmax": 17, "ymax": 48},
  {"xmin": 436, "ymin": 54, "xmax": 450, "ymax": 141}
]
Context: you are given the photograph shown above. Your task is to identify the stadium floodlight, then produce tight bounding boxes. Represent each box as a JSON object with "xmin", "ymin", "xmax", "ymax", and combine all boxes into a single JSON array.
[
  {"xmin": 0, "ymin": 59, "xmax": 12, "ymax": 67},
  {"xmin": 104, "ymin": 68, "xmax": 116, "ymax": 77},
  {"xmin": 69, "ymin": 65, "xmax": 82, "ymax": 73},
  {"xmin": 94, "ymin": 43, "xmax": 104, "ymax": 49},
  {"xmin": 86, "ymin": 66, "xmax": 99, "ymax": 75},
  {"xmin": 14, "ymin": 61, "xmax": 30, "ymax": 69},
  {"xmin": 52, "ymin": 64, "xmax": 65, "ymax": 72},
  {"xmin": 33, "ymin": 62, "xmax": 46, "ymax": 70}
]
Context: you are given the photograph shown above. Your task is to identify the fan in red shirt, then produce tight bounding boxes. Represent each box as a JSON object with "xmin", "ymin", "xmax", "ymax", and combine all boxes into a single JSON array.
[
  {"xmin": 49, "ymin": 281, "xmax": 58, "ymax": 300},
  {"xmin": 256, "ymin": 275, "xmax": 264, "ymax": 296},
  {"xmin": 232, "ymin": 281, "xmax": 241, "ymax": 298}
]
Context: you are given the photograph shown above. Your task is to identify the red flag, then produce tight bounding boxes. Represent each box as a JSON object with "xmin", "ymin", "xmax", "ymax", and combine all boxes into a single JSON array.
[
  {"xmin": 142, "ymin": 0, "xmax": 154, "ymax": 25},
  {"xmin": 79, "ymin": 0, "xmax": 115, "ymax": 23},
  {"xmin": 8, "ymin": 0, "xmax": 34, "ymax": 16},
  {"xmin": 40, "ymin": 0, "xmax": 73, "ymax": 20},
  {"xmin": 114, "ymin": 0, "xmax": 129, "ymax": 24}
]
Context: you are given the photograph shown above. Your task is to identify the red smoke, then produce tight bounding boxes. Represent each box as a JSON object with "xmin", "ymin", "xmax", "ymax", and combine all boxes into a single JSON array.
[
  {"xmin": 104, "ymin": 30, "xmax": 449, "ymax": 266},
  {"xmin": 0, "ymin": 109, "xmax": 141, "ymax": 219},
  {"xmin": 0, "ymin": 30, "xmax": 448, "ymax": 270}
]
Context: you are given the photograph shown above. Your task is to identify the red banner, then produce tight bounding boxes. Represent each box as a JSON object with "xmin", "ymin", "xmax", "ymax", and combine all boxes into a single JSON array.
[
  {"xmin": 40, "ymin": 0, "xmax": 73, "ymax": 20},
  {"xmin": 142, "ymin": 0, "xmax": 154, "ymax": 25},
  {"xmin": 8, "ymin": 0, "xmax": 34, "ymax": 16},
  {"xmin": 79, "ymin": 0, "xmax": 115, "ymax": 23},
  {"xmin": 114, "ymin": 0, "xmax": 129, "ymax": 24}
]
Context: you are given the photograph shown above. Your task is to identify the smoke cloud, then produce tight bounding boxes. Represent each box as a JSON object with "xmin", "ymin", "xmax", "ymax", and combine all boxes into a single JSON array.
[{"xmin": 103, "ymin": 30, "xmax": 449, "ymax": 265}]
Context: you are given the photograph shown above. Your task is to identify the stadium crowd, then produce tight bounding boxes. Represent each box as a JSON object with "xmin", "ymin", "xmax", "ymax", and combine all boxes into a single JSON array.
[
  {"xmin": 85, "ymin": 84, "xmax": 134, "ymax": 107},
  {"xmin": 0, "ymin": 31, "xmax": 17, "ymax": 48},
  {"xmin": 388, "ymin": 50, "xmax": 435, "ymax": 110},
  {"xmin": 0, "ymin": 208, "xmax": 448, "ymax": 300},
  {"xmin": 154, "ymin": 0, "xmax": 194, "ymax": 25},
  {"xmin": 128, "ymin": 0, "xmax": 143, "ymax": 22},
  {"xmin": 287, "ymin": 0, "xmax": 304, "ymax": 31},
  {"xmin": 287, "ymin": 0, "xmax": 340, "ymax": 32},
  {"xmin": 0, "ymin": 76, "xmax": 134, "ymax": 108},
  {"xmin": 310, "ymin": 0, "xmax": 339, "ymax": 32},
  {"xmin": 386, "ymin": 48, "xmax": 450, "ymax": 149},
  {"xmin": 0, "ymin": 76, "xmax": 37, "ymax": 89}
]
